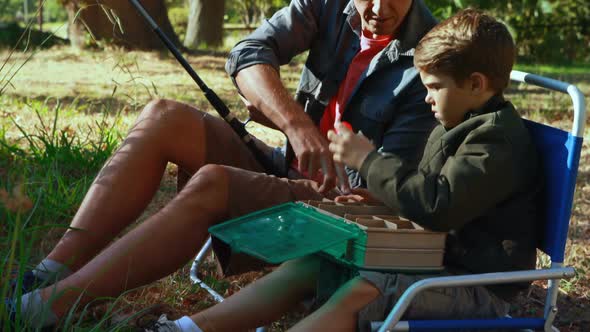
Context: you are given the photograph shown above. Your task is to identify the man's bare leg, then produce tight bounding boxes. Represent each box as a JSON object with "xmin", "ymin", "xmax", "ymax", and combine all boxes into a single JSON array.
[
  {"xmin": 45, "ymin": 99, "xmax": 263, "ymax": 272},
  {"xmin": 41, "ymin": 164, "xmax": 232, "ymax": 317},
  {"xmin": 189, "ymin": 256, "xmax": 321, "ymax": 332}
]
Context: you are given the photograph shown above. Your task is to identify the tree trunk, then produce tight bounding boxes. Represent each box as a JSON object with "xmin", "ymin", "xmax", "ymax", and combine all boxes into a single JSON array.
[
  {"xmin": 184, "ymin": 0, "xmax": 225, "ymax": 48},
  {"xmin": 23, "ymin": 0, "xmax": 28, "ymax": 22},
  {"xmin": 64, "ymin": 0, "xmax": 180, "ymax": 50},
  {"xmin": 38, "ymin": 0, "xmax": 43, "ymax": 31}
]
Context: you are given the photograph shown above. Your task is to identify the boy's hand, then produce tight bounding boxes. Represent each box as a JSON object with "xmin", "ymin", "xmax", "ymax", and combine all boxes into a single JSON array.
[
  {"xmin": 328, "ymin": 122, "xmax": 375, "ymax": 171},
  {"xmin": 334, "ymin": 188, "xmax": 383, "ymax": 205}
]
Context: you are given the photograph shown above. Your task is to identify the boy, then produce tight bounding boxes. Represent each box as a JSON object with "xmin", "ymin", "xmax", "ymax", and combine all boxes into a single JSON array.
[
  {"xmin": 145, "ymin": 8, "xmax": 539, "ymax": 332},
  {"xmin": 326, "ymin": 7, "xmax": 539, "ymax": 329}
]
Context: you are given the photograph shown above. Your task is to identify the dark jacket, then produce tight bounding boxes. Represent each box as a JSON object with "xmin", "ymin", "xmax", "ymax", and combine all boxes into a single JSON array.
[
  {"xmin": 360, "ymin": 96, "xmax": 540, "ymax": 300},
  {"xmin": 226, "ymin": 0, "xmax": 439, "ymax": 186}
]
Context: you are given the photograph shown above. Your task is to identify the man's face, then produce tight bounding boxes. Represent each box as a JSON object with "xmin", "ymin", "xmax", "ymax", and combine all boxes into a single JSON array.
[
  {"xmin": 419, "ymin": 70, "xmax": 474, "ymax": 129},
  {"xmin": 354, "ymin": 0, "xmax": 413, "ymax": 37}
]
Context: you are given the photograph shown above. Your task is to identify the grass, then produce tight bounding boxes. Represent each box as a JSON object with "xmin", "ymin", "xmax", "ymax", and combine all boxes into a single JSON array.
[
  {"xmin": 515, "ymin": 62, "xmax": 590, "ymax": 76},
  {"xmin": 1, "ymin": 43, "xmax": 589, "ymax": 330}
]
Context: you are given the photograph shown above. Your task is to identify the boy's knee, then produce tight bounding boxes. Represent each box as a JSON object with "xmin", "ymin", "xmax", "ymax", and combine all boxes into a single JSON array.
[
  {"xmin": 271, "ymin": 256, "xmax": 321, "ymax": 296},
  {"xmin": 279, "ymin": 256, "xmax": 321, "ymax": 280},
  {"xmin": 327, "ymin": 277, "xmax": 381, "ymax": 313}
]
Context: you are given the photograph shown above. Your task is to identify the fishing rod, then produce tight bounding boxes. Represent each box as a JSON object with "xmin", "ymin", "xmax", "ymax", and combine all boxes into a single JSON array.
[{"xmin": 129, "ymin": 0, "xmax": 285, "ymax": 177}]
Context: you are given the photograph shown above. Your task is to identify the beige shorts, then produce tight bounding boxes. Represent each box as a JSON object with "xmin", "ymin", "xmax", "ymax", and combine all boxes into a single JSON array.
[{"xmin": 357, "ymin": 270, "xmax": 510, "ymax": 331}]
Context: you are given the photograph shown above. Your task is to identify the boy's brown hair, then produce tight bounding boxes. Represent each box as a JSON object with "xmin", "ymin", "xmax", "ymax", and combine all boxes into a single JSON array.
[{"xmin": 414, "ymin": 8, "xmax": 515, "ymax": 92}]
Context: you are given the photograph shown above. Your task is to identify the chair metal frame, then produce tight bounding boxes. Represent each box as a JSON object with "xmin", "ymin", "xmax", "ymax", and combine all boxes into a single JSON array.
[{"xmin": 189, "ymin": 70, "xmax": 585, "ymax": 332}]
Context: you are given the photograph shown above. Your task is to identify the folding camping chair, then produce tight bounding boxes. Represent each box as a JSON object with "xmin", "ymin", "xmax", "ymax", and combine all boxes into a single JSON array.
[
  {"xmin": 188, "ymin": 70, "xmax": 585, "ymax": 332},
  {"xmin": 373, "ymin": 71, "xmax": 586, "ymax": 331}
]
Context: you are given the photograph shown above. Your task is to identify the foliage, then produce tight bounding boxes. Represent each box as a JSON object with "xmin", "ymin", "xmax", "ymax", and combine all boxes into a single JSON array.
[
  {"xmin": 164, "ymin": 0, "xmax": 187, "ymax": 8},
  {"xmin": 2, "ymin": 0, "xmax": 586, "ymax": 63},
  {"xmin": 0, "ymin": 22, "xmax": 67, "ymax": 49},
  {"xmin": 424, "ymin": 0, "xmax": 590, "ymax": 63},
  {"xmin": 0, "ymin": 0, "xmax": 67, "ymax": 23},
  {"xmin": 168, "ymin": 6, "xmax": 189, "ymax": 41},
  {"xmin": 0, "ymin": 0, "xmax": 26, "ymax": 21},
  {"xmin": 42, "ymin": 0, "xmax": 68, "ymax": 22},
  {"xmin": 225, "ymin": 0, "xmax": 590, "ymax": 63},
  {"xmin": 0, "ymin": 99, "xmax": 121, "ymax": 231},
  {"xmin": 226, "ymin": 0, "xmax": 288, "ymax": 26}
]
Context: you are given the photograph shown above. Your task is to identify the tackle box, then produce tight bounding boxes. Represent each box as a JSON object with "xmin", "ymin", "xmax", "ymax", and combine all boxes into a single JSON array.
[{"xmin": 208, "ymin": 201, "xmax": 447, "ymax": 271}]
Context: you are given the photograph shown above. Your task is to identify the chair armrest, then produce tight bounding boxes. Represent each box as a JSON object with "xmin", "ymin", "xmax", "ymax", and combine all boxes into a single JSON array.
[{"xmin": 378, "ymin": 267, "xmax": 575, "ymax": 332}]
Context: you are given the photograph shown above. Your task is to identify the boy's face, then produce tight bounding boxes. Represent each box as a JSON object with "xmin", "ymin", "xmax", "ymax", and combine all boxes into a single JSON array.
[
  {"xmin": 354, "ymin": 0, "xmax": 413, "ymax": 37},
  {"xmin": 419, "ymin": 70, "xmax": 475, "ymax": 128}
]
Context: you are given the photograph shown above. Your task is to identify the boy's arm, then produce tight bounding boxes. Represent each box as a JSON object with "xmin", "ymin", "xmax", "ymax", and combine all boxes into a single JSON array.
[{"xmin": 359, "ymin": 125, "xmax": 516, "ymax": 231}]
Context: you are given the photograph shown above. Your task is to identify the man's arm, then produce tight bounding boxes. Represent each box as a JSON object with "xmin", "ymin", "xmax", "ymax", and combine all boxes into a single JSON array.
[
  {"xmin": 235, "ymin": 65, "xmax": 337, "ymax": 191},
  {"xmin": 226, "ymin": 0, "xmax": 322, "ymax": 74},
  {"xmin": 226, "ymin": 0, "xmax": 338, "ymax": 191}
]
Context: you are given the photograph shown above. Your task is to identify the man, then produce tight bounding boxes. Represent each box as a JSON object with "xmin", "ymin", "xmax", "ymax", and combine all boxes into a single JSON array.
[{"xmin": 6, "ymin": 0, "xmax": 437, "ymax": 328}]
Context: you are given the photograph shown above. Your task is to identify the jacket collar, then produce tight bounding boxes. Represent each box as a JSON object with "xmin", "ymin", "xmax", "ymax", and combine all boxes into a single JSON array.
[
  {"xmin": 464, "ymin": 94, "xmax": 508, "ymax": 120},
  {"xmin": 343, "ymin": 0, "xmax": 437, "ymax": 53}
]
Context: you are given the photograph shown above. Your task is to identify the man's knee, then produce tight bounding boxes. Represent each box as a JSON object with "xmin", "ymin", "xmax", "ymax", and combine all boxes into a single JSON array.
[
  {"xmin": 140, "ymin": 99, "xmax": 197, "ymax": 124},
  {"xmin": 185, "ymin": 164, "xmax": 229, "ymax": 190},
  {"xmin": 178, "ymin": 164, "xmax": 231, "ymax": 218}
]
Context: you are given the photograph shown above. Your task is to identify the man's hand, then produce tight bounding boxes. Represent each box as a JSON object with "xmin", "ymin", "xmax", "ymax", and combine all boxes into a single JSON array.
[
  {"xmin": 328, "ymin": 122, "xmax": 375, "ymax": 170},
  {"xmin": 285, "ymin": 122, "xmax": 339, "ymax": 193},
  {"xmin": 235, "ymin": 64, "xmax": 349, "ymax": 193}
]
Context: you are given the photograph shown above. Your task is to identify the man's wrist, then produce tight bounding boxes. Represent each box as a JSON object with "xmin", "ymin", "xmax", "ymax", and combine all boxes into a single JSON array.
[{"xmin": 282, "ymin": 111, "xmax": 316, "ymax": 137}]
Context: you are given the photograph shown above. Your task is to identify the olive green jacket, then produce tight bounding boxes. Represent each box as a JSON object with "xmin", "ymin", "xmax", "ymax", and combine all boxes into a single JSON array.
[{"xmin": 359, "ymin": 96, "xmax": 540, "ymax": 299}]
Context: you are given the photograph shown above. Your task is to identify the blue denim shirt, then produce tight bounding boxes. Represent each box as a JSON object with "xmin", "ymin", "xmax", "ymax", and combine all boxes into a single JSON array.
[{"xmin": 226, "ymin": 0, "xmax": 438, "ymax": 186}]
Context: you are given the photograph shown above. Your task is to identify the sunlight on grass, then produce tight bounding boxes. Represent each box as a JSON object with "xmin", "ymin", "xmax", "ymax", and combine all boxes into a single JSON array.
[{"xmin": 515, "ymin": 62, "xmax": 590, "ymax": 76}]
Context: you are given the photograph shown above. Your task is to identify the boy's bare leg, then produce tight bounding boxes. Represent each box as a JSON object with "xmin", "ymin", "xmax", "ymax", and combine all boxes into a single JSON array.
[
  {"xmin": 288, "ymin": 277, "xmax": 380, "ymax": 332},
  {"xmin": 190, "ymin": 256, "xmax": 321, "ymax": 332},
  {"xmin": 45, "ymin": 99, "xmax": 262, "ymax": 271}
]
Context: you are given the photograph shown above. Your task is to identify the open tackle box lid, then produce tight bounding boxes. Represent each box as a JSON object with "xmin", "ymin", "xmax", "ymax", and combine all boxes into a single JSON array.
[{"xmin": 208, "ymin": 202, "xmax": 366, "ymax": 265}]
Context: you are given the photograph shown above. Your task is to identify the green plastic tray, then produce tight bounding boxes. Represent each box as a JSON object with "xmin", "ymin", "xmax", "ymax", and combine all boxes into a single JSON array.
[{"xmin": 209, "ymin": 202, "xmax": 365, "ymax": 264}]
